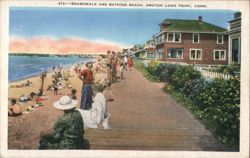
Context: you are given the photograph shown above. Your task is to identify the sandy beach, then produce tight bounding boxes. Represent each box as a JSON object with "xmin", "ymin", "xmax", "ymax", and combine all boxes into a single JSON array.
[{"xmin": 8, "ymin": 60, "xmax": 106, "ymax": 149}]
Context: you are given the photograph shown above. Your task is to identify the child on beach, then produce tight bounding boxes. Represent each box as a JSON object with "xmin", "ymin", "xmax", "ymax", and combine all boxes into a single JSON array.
[
  {"xmin": 65, "ymin": 78, "xmax": 72, "ymax": 89},
  {"xmin": 54, "ymin": 86, "xmax": 58, "ymax": 95},
  {"xmin": 8, "ymin": 99, "xmax": 22, "ymax": 116},
  {"xmin": 52, "ymin": 80, "xmax": 59, "ymax": 95},
  {"xmin": 70, "ymin": 89, "xmax": 77, "ymax": 100}
]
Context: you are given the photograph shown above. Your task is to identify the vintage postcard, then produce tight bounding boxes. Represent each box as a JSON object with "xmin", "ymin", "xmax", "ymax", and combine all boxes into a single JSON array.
[{"xmin": 0, "ymin": 0, "xmax": 249, "ymax": 158}]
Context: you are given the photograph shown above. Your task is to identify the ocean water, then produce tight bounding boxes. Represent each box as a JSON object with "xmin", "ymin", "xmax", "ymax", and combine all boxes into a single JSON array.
[{"xmin": 9, "ymin": 55, "xmax": 94, "ymax": 82}]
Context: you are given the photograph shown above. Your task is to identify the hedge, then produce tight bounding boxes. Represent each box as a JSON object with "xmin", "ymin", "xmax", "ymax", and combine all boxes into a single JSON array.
[{"xmin": 146, "ymin": 60, "xmax": 240, "ymax": 147}]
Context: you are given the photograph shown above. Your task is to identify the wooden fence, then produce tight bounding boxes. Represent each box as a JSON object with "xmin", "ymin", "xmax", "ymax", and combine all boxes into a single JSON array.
[{"xmin": 195, "ymin": 67, "xmax": 233, "ymax": 80}]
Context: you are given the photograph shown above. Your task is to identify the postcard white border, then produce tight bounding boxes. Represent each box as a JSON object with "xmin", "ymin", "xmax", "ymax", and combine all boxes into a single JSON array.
[{"xmin": 1, "ymin": 0, "xmax": 249, "ymax": 158}]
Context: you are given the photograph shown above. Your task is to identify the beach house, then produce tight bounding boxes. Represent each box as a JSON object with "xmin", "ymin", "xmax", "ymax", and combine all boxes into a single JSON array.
[
  {"xmin": 135, "ymin": 39, "xmax": 157, "ymax": 59},
  {"xmin": 154, "ymin": 16, "xmax": 229, "ymax": 66},
  {"xmin": 144, "ymin": 40, "xmax": 157, "ymax": 59},
  {"xmin": 225, "ymin": 12, "xmax": 241, "ymax": 65}
]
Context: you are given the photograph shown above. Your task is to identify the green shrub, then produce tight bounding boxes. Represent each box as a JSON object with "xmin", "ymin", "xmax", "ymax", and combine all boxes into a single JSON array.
[
  {"xmin": 154, "ymin": 63, "xmax": 177, "ymax": 82},
  {"xmin": 181, "ymin": 78, "xmax": 209, "ymax": 105},
  {"xmin": 223, "ymin": 63, "xmax": 240, "ymax": 76},
  {"xmin": 163, "ymin": 83, "xmax": 174, "ymax": 93},
  {"xmin": 215, "ymin": 65, "xmax": 227, "ymax": 73},
  {"xmin": 214, "ymin": 63, "xmax": 240, "ymax": 76},
  {"xmin": 147, "ymin": 60, "xmax": 161, "ymax": 76},
  {"xmin": 194, "ymin": 77, "xmax": 240, "ymax": 146},
  {"xmin": 170, "ymin": 65, "xmax": 202, "ymax": 90}
]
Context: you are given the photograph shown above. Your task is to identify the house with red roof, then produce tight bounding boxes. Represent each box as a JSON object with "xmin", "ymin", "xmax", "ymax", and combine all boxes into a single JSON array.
[
  {"xmin": 133, "ymin": 39, "xmax": 158, "ymax": 59},
  {"xmin": 154, "ymin": 16, "xmax": 229, "ymax": 66},
  {"xmin": 143, "ymin": 40, "xmax": 157, "ymax": 59}
]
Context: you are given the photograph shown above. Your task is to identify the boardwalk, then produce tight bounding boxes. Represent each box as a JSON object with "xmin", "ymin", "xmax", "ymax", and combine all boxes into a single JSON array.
[{"xmin": 84, "ymin": 69, "xmax": 229, "ymax": 151}]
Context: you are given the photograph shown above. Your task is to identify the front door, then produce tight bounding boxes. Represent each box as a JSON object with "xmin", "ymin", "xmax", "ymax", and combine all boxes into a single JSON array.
[{"xmin": 232, "ymin": 38, "xmax": 240, "ymax": 64}]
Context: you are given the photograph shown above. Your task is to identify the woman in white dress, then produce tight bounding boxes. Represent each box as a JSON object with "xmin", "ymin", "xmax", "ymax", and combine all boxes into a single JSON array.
[{"xmin": 77, "ymin": 84, "xmax": 110, "ymax": 129}]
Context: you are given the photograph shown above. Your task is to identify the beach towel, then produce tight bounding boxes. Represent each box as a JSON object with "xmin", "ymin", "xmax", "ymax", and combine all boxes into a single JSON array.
[{"xmin": 35, "ymin": 96, "xmax": 49, "ymax": 102}]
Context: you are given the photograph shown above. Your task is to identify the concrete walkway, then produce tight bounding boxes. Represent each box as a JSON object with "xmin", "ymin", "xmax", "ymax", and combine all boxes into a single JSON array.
[{"xmin": 85, "ymin": 69, "xmax": 229, "ymax": 151}]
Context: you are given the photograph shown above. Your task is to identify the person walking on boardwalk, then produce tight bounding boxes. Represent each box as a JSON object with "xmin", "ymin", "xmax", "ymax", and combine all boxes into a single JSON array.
[
  {"xmin": 106, "ymin": 51, "xmax": 113, "ymax": 84},
  {"xmin": 117, "ymin": 54, "xmax": 125, "ymax": 80},
  {"xmin": 127, "ymin": 56, "xmax": 133, "ymax": 71},
  {"xmin": 123, "ymin": 54, "xmax": 128, "ymax": 71},
  {"xmin": 78, "ymin": 62, "xmax": 94, "ymax": 110},
  {"xmin": 112, "ymin": 51, "xmax": 118, "ymax": 83},
  {"xmin": 39, "ymin": 96, "xmax": 84, "ymax": 149}
]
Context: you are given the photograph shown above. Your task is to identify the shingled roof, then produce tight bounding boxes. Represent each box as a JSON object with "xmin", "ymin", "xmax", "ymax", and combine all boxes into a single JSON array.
[{"xmin": 160, "ymin": 18, "xmax": 227, "ymax": 33}]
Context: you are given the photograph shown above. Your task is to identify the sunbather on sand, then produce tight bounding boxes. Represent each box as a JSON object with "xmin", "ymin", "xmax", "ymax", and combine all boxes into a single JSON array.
[
  {"xmin": 8, "ymin": 99, "xmax": 22, "ymax": 116},
  {"xmin": 9, "ymin": 80, "xmax": 33, "ymax": 89}
]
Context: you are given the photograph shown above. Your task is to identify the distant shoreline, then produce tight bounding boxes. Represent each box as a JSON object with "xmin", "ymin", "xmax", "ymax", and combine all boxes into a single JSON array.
[
  {"xmin": 9, "ymin": 53, "xmax": 106, "ymax": 58},
  {"xmin": 9, "ymin": 64, "xmax": 71, "ymax": 83},
  {"xmin": 9, "ymin": 55, "xmax": 96, "ymax": 82}
]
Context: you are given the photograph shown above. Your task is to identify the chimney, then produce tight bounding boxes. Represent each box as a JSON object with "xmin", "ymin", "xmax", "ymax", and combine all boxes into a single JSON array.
[{"xmin": 198, "ymin": 16, "xmax": 202, "ymax": 23}]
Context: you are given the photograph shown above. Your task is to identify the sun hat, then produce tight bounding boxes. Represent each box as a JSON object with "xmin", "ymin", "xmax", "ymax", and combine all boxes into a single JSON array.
[
  {"xmin": 94, "ymin": 83, "xmax": 106, "ymax": 92},
  {"xmin": 53, "ymin": 96, "xmax": 78, "ymax": 110}
]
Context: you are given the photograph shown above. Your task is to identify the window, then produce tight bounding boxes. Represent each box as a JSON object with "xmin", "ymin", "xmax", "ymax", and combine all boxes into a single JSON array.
[
  {"xmin": 160, "ymin": 34, "xmax": 165, "ymax": 43},
  {"xmin": 155, "ymin": 36, "xmax": 159, "ymax": 45},
  {"xmin": 157, "ymin": 48, "xmax": 163, "ymax": 59},
  {"xmin": 217, "ymin": 34, "xmax": 224, "ymax": 44},
  {"xmin": 147, "ymin": 52, "xmax": 155, "ymax": 58},
  {"xmin": 168, "ymin": 33, "xmax": 174, "ymax": 41},
  {"xmin": 190, "ymin": 49, "xmax": 202, "ymax": 60},
  {"xmin": 193, "ymin": 33, "xmax": 199, "ymax": 43},
  {"xmin": 174, "ymin": 34, "xmax": 181, "ymax": 42},
  {"xmin": 214, "ymin": 50, "xmax": 226, "ymax": 60},
  {"xmin": 156, "ymin": 34, "xmax": 165, "ymax": 44},
  {"xmin": 167, "ymin": 33, "xmax": 181, "ymax": 42},
  {"xmin": 149, "ymin": 42, "xmax": 154, "ymax": 47},
  {"xmin": 168, "ymin": 48, "xmax": 183, "ymax": 59}
]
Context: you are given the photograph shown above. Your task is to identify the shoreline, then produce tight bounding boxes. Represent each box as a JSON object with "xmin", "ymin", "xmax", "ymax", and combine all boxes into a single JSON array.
[
  {"xmin": 8, "ymin": 57, "xmax": 106, "ymax": 120},
  {"xmin": 9, "ymin": 58, "xmax": 96, "ymax": 83},
  {"xmin": 8, "ymin": 58, "xmax": 102, "ymax": 100}
]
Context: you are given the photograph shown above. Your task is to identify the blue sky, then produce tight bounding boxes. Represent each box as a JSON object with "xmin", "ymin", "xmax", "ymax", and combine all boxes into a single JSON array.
[{"xmin": 10, "ymin": 7, "xmax": 236, "ymax": 47}]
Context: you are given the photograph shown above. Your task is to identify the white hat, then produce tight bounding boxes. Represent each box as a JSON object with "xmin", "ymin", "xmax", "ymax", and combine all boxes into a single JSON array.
[{"xmin": 53, "ymin": 96, "xmax": 78, "ymax": 110}]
